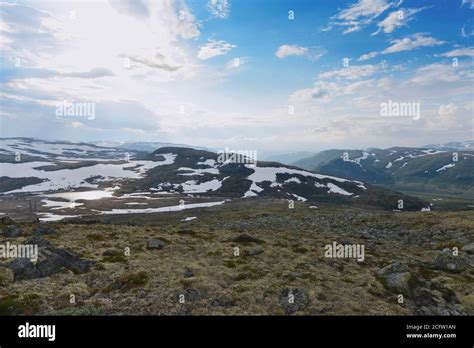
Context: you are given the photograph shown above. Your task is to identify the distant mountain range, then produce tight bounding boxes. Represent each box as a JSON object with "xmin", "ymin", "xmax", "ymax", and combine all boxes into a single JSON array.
[
  {"xmin": 422, "ymin": 141, "xmax": 474, "ymax": 151},
  {"xmin": 0, "ymin": 138, "xmax": 428, "ymax": 212},
  {"xmin": 292, "ymin": 143, "xmax": 474, "ymax": 196},
  {"xmin": 91, "ymin": 140, "xmax": 211, "ymax": 153}
]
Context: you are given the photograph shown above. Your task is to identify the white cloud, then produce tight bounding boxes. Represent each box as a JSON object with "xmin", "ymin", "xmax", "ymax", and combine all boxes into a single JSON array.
[
  {"xmin": 326, "ymin": 0, "xmax": 399, "ymax": 34},
  {"xmin": 358, "ymin": 51, "xmax": 379, "ymax": 61},
  {"xmin": 197, "ymin": 39, "xmax": 236, "ymax": 60},
  {"xmin": 319, "ymin": 64, "xmax": 380, "ymax": 80},
  {"xmin": 275, "ymin": 44, "xmax": 326, "ymax": 60},
  {"xmin": 410, "ymin": 63, "xmax": 462, "ymax": 84},
  {"xmin": 373, "ymin": 7, "xmax": 425, "ymax": 35},
  {"xmin": 382, "ymin": 33, "xmax": 444, "ymax": 54},
  {"xmin": 440, "ymin": 47, "xmax": 474, "ymax": 57},
  {"xmin": 225, "ymin": 57, "xmax": 247, "ymax": 70},
  {"xmin": 276, "ymin": 44, "xmax": 308, "ymax": 58},
  {"xmin": 207, "ymin": 0, "xmax": 231, "ymax": 19},
  {"xmin": 438, "ymin": 103, "xmax": 458, "ymax": 117}
]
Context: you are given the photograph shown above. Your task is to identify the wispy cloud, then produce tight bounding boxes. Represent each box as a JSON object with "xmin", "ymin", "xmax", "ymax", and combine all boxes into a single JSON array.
[
  {"xmin": 207, "ymin": 0, "xmax": 231, "ymax": 19},
  {"xmin": 319, "ymin": 64, "xmax": 381, "ymax": 81},
  {"xmin": 275, "ymin": 44, "xmax": 326, "ymax": 60},
  {"xmin": 440, "ymin": 47, "xmax": 474, "ymax": 57},
  {"xmin": 373, "ymin": 7, "xmax": 426, "ymax": 35},
  {"xmin": 358, "ymin": 51, "xmax": 378, "ymax": 61},
  {"xmin": 382, "ymin": 33, "xmax": 444, "ymax": 54},
  {"xmin": 358, "ymin": 33, "xmax": 445, "ymax": 61},
  {"xmin": 197, "ymin": 39, "xmax": 236, "ymax": 60},
  {"xmin": 324, "ymin": 0, "xmax": 399, "ymax": 34}
]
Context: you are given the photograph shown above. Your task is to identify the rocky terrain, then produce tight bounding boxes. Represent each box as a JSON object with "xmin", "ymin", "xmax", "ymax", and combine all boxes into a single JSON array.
[
  {"xmin": 0, "ymin": 138, "xmax": 472, "ymax": 316},
  {"xmin": 0, "ymin": 199, "xmax": 472, "ymax": 316}
]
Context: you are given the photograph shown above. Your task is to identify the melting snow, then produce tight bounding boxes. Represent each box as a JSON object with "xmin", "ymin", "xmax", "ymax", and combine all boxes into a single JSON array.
[
  {"xmin": 100, "ymin": 200, "xmax": 226, "ymax": 215},
  {"xmin": 326, "ymin": 183, "xmax": 353, "ymax": 196},
  {"xmin": 181, "ymin": 179, "xmax": 223, "ymax": 193},
  {"xmin": 176, "ymin": 167, "xmax": 219, "ymax": 176},
  {"xmin": 181, "ymin": 216, "xmax": 197, "ymax": 222},
  {"xmin": 0, "ymin": 154, "xmax": 176, "ymax": 193},
  {"xmin": 436, "ymin": 163, "xmax": 456, "ymax": 172}
]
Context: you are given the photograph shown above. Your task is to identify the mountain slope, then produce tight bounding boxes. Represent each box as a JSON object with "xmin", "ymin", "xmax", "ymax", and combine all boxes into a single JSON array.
[
  {"xmin": 292, "ymin": 146, "xmax": 474, "ymax": 195},
  {"xmin": 118, "ymin": 147, "xmax": 428, "ymax": 211},
  {"xmin": 0, "ymin": 138, "xmax": 429, "ymax": 213}
]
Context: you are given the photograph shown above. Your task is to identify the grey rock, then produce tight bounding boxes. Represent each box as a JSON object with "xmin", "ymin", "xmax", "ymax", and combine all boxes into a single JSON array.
[
  {"xmin": 376, "ymin": 261, "xmax": 417, "ymax": 296},
  {"xmin": 184, "ymin": 268, "xmax": 194, "ymax": 278},
  {"xmin": 146, "ymin": 239, "xmax": 165, "ymax": 250},
  {"xmin": 431, "ymin": 252, "xmax": 470, "ymax": 274},
  {"xmin": 246, "ymin": 246, "xmax": 263, "ymax": 256},
  {"xmin": 2, "ymin": 225, "xmax": 23, "ymax": 238},
  {"xmin": 462, "ymin": 243, "xmax": 474, "ymax": 255},
  {"xmin": 24, "ymin": 235, "xmax": 52, "ymax": 248},
  {"xmin": 7, "ymin": 237, "xmax": 94, "ymax": 281},
  {"xmin": 288, "ymin": 271, "xmax": 302, "ymax": 279},
  {"xmin": 175, "ymin": 288, "xmax": 207, "ymax": 302},
  {"xmin": 279, "ymin": 288, "xmax": 309, "ymax": 315},
  {"xmin": 33, "ymin": 226, "xmax": 57, "ymax": 235}
]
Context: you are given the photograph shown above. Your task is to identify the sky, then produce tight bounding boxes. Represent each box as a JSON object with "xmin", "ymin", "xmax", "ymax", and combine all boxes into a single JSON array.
[{"xmin": 0, "ymin": 0, "xmax": 473, "ymax": 153}]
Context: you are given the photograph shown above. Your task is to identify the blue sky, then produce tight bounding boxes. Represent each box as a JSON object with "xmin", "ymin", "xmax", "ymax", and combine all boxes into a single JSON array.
[{"xmin": 0, "ymin": 0, "xmax": 473, "ymax": 153}]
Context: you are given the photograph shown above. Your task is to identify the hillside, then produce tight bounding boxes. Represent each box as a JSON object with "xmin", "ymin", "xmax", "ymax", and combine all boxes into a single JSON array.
[{"xmin": 292, "ymin": 146, "xmax": 474, "ymax": 201}]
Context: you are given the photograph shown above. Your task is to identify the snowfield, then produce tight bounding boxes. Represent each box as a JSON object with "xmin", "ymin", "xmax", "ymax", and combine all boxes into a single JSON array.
[
  {"xmin": 0, "ymin": 154, "xmax": 176, "ymax": 193},
  {"xmin": 0, "ymin": 138, "xmax": 131, "ymax": 160},
  {"xmin": 242, "ymin": 165, "xmax": 365, "ymax": 198}
]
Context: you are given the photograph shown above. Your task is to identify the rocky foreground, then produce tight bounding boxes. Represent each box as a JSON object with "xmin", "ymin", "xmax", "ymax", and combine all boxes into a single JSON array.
[{"xmin": 0, "ymin": 198, "xmax": 473, "ymax": 315}]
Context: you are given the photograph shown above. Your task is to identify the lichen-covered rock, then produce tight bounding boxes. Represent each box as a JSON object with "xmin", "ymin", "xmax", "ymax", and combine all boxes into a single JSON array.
[
  {"xmin": 8, "ymin": 237, "xmax": 94, "ymax": 280},
  {"xmin": 2, "ymin": 225, "xmax": 23, "ymax": 238},
  {"xmin": 431, "ymin": 251, "xmax": 470, "ymax": 274},
  {"xmin": 146, "ymin": 239, "xmax": 165, "ymax": 250},
  {"xmin": 462, "ymin": 243, "xmax": 474, "ymax": 255},
  {"xmin": 279, "ymin": 288, "xmax": 309, "ymax": 315},
  {"xmin": 376, "ymin": 261, "xmax": 417, "ymax": 296},
  {"xmin": 33, "ymin": 226, "xmax": 57, "ymax": 235}
]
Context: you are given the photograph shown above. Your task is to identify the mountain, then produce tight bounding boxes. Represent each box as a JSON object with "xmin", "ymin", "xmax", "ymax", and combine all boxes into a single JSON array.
[
  {"xmin": 292, "ymin": 145, "xmax": 474, "ymax": 196},
  {"xmin": 91, "ymin": 140, "xmax": 211, "ymax": 153},
  {"xmin": 116, "ymin": 146, "xmax": 427, "ymax": 211},
  {"xmin": 259, "ymin": 151, "xmax": 316, "ymax": 165},
  {"xmin": 0, "ymin": 137, "xmax": 141, "ymax": 161},
  {"xmin": 0, "ymin": 138, "xmax": 428, "ymax": 218},
  {"xmin": 422, "ymin": 141, "xmax": 474, "ymax": 151}
]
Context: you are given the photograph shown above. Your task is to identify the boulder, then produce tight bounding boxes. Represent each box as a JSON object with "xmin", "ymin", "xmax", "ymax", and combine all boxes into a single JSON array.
[
  {"xmin": 462, "ymin": 243, "xmax": 474, "ymax": 255},
  {"xmin": 246, "ymin": 246, "xmax": 263, "ymax": 256},
  {"xmin": 376, "ymin": 261, "xmax": 417, "ymax": 296},
  {"xmin": 146, "ymin": 239, "xmax": 165, "ymax": 250},
  {"xmin": 175, "ymin": 288, "xmax": 207, "ymax": 302},
  {"xmin": 431, "ymin": 251, "xmax": 470, "ymax": 274},
  {"xmin": 279, "ymin": 288, "xmax": 309, "ymax": 315},
  {"xmin": 32, "ymin": 226, "xmax": 57, "ymax": 235},
  {"xmin": 2, "ymin": 225, "xmax": 23, "ymax": 238},
  {"xmin": 8, "ymin": 237, "xmax": 94, "ymax": 281}
]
